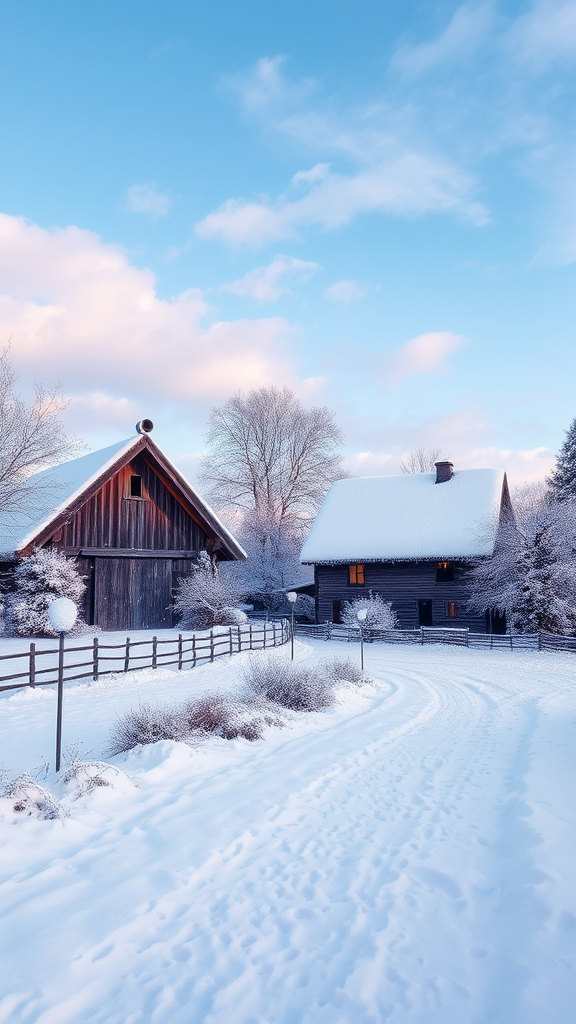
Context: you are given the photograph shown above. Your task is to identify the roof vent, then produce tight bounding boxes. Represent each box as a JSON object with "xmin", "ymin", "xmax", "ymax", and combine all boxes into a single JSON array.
[
  {"xmin": 435, "ymin": 460, "xmax": 454, "ymax": 484},
  {"xmin": 136, "ymin": 419, "xmax": 154, "ymax": 434}
]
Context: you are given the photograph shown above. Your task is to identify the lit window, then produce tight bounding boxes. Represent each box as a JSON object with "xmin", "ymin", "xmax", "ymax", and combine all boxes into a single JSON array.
[
  {"xmin": 445, "ymin": 601, "xmax": 459, "ymax": 617},
  {"xmin": 130, "ymin": 475, "xmax": 142, "ymax": 497},
  {"xmin": 437, "ymin": 561, "xmax": 455, "ymax": 582},
  {"xmin": 349, "ymin": 564, "xmax": 365, "ymax": 585}
]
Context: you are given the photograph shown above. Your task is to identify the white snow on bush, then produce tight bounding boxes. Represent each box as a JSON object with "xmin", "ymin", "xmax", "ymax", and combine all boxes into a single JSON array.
[
  {"xmin": 0, "ymin": 638, "xmax": 574, "ymax": 1023},
  {"xmin": 300, "ymin": 468, "xmax": 506, "ymax": 563}
]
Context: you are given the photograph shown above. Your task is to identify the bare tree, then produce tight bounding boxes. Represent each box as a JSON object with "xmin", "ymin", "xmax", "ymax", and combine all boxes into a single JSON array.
[
  {"xmin": 0, "ymin": 348, "xmax": 83, "ymax": 519},
  {"xmin": 399, "ymin": 448, "xmax": 445, "ymax": 474},
  {"xmin": 200, "ymin": 386, "xmax": 345, "ymax": 604}
]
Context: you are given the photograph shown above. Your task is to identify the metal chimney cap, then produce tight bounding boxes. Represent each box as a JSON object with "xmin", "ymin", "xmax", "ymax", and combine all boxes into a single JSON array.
[{"xmin": 136, "ymin": 419, "xmax": 154, "ymax": 434}]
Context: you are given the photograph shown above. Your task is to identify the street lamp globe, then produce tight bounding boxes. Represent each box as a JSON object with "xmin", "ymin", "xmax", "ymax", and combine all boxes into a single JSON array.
[{"xmin": 47, "ymin": 597, "xmax": 78, "ymax": 634}]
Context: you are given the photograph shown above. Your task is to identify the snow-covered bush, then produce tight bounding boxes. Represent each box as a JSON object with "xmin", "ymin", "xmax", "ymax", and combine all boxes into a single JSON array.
[
  {"xmin": 243, "ymin": 657, "xmax": 335, "ymax": 712},
  {"xmin": 322, "ymin": 657, "xmax": 364, "ymax": 686},
  {"xmin": 295, "ymin": 593, "xmax": 315, "ymax": 622},
  {"xmin": 341, "ymin": 592, "xmax": 398, "ymax": 631},
  {"xmin": 173, "ymin": 551, "xmax": 245, "ymax": 630},
  {"xmin": 106, "ymin": 693, "xmax": 271, "ymax": 755},
  {"xmin": 61, "ymin": 758, "xmax": 137, "ymax": 798},
  {"xmin": 4, "ymin": 548, "xmax": 86, "ymax": 637},
  {"xmin": 0, "ymin": 771, "xmax": 66, "ymax": 820},
  {"xmin": 106, "ymin": 703, "xmax": 188, "ymax": 755}
]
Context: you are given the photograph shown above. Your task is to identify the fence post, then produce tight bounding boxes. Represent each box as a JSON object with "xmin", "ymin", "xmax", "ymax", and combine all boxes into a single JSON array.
[
  {"xmin": 178, "ymin": 633, "xmax": 183, "ymax": 670},
  {"xmin": 249, "ymin": 623, "xmax": 253, "ymax": 650},
  {"xmin": 93, "ymin": 637, "xmax": 99, "ymax": 681},
  {"xmin": 273, "ymin": 621, "xmax": 277, "ymax": 646},
  {"xmin": 237, "ymin": 624, "xmax": 242, "ymax": 652},
  {"xmin": 466, "ymin": 629, "xmax": 469, "ymax": 648},
  {"xmin": 152, "ymin": 636, "xmax": 157, "ymax": 669},
  {"xmin": 229, "ymin": 626, "xmax": 233, "ymax": 656},
  {"xmin": 421, "ymin": 627, "xmax": 424, "ymax": 646},
  {"xmin": 263, "ymin": 622, "xmax": 267, "ymax": 649},
  {"xmin": 29, "ymin": 642, "xmax": 36, "ymax": 688},
  {"xmin": 210, "ymin": 629, "xmax": 214, "ymax": 662},
  {"xmin": 124, "ymin": 637, "xmax": 130, "ymax": 673},
  {"xmin": 192, "ymin": 634, "xmax": 196, "ymax": 667}
]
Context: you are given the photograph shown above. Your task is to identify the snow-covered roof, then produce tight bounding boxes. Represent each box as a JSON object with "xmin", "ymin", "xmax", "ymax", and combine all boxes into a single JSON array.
[
  {"xmin": 0, "ymin": 435, "xmax": 247, "ymax": 561},
  {"xmin": 300, "ymin": 469, "xmax": 507, "ymax": 564}
]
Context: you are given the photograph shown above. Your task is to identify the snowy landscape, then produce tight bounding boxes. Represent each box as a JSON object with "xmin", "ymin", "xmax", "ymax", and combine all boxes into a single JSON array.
[{"xmin": 1, "ymin": 635, "xmax": 574, "ymax": 1023}]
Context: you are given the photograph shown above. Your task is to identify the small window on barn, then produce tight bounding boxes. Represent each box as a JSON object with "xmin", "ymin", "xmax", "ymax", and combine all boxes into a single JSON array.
[
  {"xmin": 130, "ymin": 475, "xmax": 142, "ymax": 497},
  {"xmin": 349, "ymin": 564, "xmax": 365, "ymax": 585},
  {"xmin": 436, "ymin": 561, "xmax": 455, "ymax": 582},
  {"xmin": 445, "ymin": 601, "xmax": 459, "ymax": 618}
]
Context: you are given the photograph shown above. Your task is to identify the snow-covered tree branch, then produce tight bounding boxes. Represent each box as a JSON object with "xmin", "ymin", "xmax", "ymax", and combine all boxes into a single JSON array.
[{"xmin": 0, "ymin": 349, "xmax": 83, "ymax": 519}]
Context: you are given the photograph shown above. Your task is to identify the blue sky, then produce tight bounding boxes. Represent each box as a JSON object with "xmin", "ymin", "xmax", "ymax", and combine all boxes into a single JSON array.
[{"xmin": 1, "ymin": 0, "xmax": 574, "ymax": 486}]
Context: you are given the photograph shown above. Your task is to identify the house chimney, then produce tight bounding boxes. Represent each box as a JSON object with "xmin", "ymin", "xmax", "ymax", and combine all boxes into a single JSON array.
[
  {"xmin": 435, "ymin": 460, "xmax": 454, "ymax": 483},
  {"xmin": 136, "ymin": 419, "xmax": 154, "ymax": 434}
]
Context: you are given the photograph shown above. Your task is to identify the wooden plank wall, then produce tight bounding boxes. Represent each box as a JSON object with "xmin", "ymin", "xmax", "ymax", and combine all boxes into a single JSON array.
[
  {"xmin": 315, "ymin": 561, "xmax": 487, "ymax": 632},
  {"xmin": 56, "ymin": 454, "xmax": 208, "ymax": 552}
]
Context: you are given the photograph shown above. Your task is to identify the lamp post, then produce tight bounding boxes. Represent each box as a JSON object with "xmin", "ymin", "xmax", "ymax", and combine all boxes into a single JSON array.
[
  {"xmin": 47, "ymin": 598, "xmax": 78, "ymax": 773},
  {"xmin": 286, "ymin": 591, "xmax": 298, "ymax": 661},
  {"xmin": 357, "ymin": 608, "xmax": 367, "ymax": 672}
]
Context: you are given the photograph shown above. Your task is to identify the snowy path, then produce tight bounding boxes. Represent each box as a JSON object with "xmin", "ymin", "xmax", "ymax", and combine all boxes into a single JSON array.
[{"xmin": 0, "ymin": 642, "xmax": 574, "ymax": 1023}]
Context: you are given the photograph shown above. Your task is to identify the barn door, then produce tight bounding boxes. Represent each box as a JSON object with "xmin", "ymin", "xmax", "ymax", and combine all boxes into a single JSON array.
[{"xmin": 94, "ymin": 558, "xmax": 173, "ymax": 631}]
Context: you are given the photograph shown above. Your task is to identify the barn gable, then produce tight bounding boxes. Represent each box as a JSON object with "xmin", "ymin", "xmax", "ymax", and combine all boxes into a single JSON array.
[{"xmin": 0, "ymin": 431, "xmax": 245, "ymax": 631}]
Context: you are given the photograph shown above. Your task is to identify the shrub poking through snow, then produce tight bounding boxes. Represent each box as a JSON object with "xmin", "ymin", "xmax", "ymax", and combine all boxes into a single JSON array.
[
  {"xmin": 4, "ymin": 548, "xmax": 86, "ymax": 637},
  {"xmin": 106, "ymin": 703, "xmax": 188, "ymax": 755},
  {"xmin": 0, "ymin": 771, "xmax": 66, "ymax": 820},
  {"xmin": 62, "ymin": 758, "xmax": 137, "ymax": 798},
  {"xmin": 243, "ymin": 656, "xmax": 335, "ymax": 712},
  {"xmin": 106, "ymin": 694, "xmax": 272, "ymax": 755},
  {"xmin": 341, "ymin": 592, "xmax": 398, "ymax": 631},
  {"xmin": 322, "ymin": 657, "xmax": 365, "ymax": 687}
]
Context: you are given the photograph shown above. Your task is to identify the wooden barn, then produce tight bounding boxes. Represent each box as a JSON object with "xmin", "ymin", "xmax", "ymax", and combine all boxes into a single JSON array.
[
  {"xmin": 0, "ymin": 422, "xmax": 246, "ymax": 631},
  {"xmin": 299, "ymin": 461, "xmax": 512, "ymax": 632}
]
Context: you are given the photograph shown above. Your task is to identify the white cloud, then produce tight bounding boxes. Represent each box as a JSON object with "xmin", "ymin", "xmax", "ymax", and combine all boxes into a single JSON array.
[
  {"xmin": 324, "ymin": 280, "xmax": 367, "ymax": 303},
  {"xmin": 391, "ymin": 3, "xmax": 496, "ymax": 77},
  {"xmin": 388, "ymin": 332, "xmax": 465, "ymax": 384},
  {"xmin": 196, "ymin": 158, "xmax": 486, "ymax": 247},
  {"xmin": 220, "ymin": 254, "xmax": 320, "ymax": 302},
  {"xmin": 223, "ymin": 55, "xmax": 316, "ymax": 116},
  {"xmin": 508, "ymin": 0, "xmax": 576, "ymax": 69},
  {"xmin": 124, "ymin": 183, "xmax": 173, "ymax": 217},
  {"xmin": 0, "ymin": 214, "xmax": 298, "ymax": 417}
]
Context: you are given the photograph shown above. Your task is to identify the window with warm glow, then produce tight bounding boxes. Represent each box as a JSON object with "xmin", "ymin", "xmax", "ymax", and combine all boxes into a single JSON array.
[
  {"xmin": 349, "ymin": 564, "xmax": 365, "ymax": 585},
  {"xmin": 436, "ymin": 561, "xmax": 455, "ymax": 582},
  {"xmin": 445, "ymin": 601, "xmax": 459, "ymax": 617}
]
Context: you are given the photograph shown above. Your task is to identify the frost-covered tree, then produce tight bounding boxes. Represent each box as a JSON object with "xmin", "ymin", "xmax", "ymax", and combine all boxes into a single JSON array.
[
  {"xmin": 0, "ymin": 349, "xmax": 82, "ymax": 521},
  {"xmin": 467, "ymin": 485, "xmax": 576, "ymax": 635},
  {"xmin": 200, "ymin": 386, "xmax": 345, "ymax": 607},
  {"xmin": 399, "ymin": 448, "xmax": 445, "ymax": 474},
  {"xmin": 548, "ymin": 417, "xmax": 576, "ymax": 502},
  {"xmin": 342, "ymin": 592, "xmax": 398, "ymax": 630},
  {"xmin": 4, "ymin": 548, "xmax": 87, "ymax": 637},
  {"xmin": 173, "ymin": 551, "xmax": 247, "ymax": 631}
]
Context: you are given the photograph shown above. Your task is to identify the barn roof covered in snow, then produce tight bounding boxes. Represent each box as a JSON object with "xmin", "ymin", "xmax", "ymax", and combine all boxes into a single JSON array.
[
  {"xmin": 0, "ymin": 434, "xmax": 246, "ymax": 561},
  {"xmin": 300, "ymin": 468, "xmax": 509, "ymax": 564}
]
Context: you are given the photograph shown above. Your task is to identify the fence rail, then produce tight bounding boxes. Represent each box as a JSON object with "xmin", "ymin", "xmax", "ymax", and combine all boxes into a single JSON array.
[
  {"xmin": 294, "ymin": 622, "xmax": 576, "ymax": 653},
  {"xmin": 0, "ymin": 619, "xmax": 291, "ymax": 694}
]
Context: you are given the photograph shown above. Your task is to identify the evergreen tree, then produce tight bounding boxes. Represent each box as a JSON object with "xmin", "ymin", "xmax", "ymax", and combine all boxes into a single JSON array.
[
  {"xmin": 4, "ymin": 548, "xmax": 86, "ymax": 637},
  {"xmin": 548, "ymin": 417, "xmax": 576, "ymax": 501}
]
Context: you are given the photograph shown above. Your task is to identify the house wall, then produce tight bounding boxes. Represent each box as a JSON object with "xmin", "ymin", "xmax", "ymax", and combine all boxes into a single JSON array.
[{"xmin": 314, "ymin": 561, "xmax": 488, "ymax": 632}]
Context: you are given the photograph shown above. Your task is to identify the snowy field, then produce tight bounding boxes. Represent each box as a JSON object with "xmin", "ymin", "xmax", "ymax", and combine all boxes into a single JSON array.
[{"xmin": 1, "ymin": 638, "xmax": 575, "ymax": 1023}]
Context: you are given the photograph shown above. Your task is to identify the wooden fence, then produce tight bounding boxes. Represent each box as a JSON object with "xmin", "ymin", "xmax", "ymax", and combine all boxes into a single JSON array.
[
  {"xmin": 0, "ymin": 619, "xmax": 291, "ymax": 694},
  {"xmin": 294, "ymin": 622, "xmax": 576, "ymax": 653}
]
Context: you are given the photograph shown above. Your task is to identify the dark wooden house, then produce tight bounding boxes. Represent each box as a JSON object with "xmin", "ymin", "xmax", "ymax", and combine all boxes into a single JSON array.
[
  {"xmin": 0, "ymin": 422, "xmax": 246, "ymax": 630},
  {"xmin": 299, "ymin": 461, "xmax": 512, "ymax": 633}
]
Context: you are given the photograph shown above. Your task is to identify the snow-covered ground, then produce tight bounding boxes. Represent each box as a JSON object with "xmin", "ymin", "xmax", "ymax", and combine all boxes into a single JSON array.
[{"xmin": 1, "ymin": 638, "xmax": 574, "ymax": 1023}]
